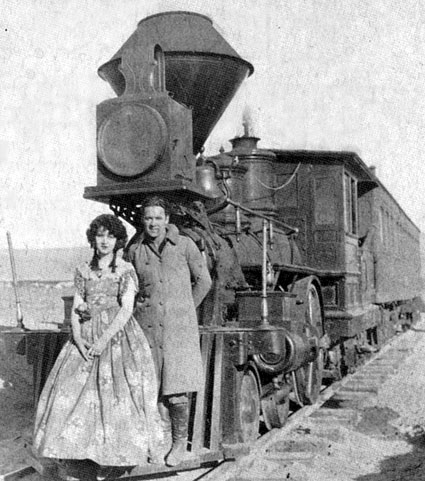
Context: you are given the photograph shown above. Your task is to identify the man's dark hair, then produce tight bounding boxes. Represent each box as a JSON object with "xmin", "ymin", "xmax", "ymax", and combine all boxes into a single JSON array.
[{"xmin": 141, "ymin": 196, "xmax": 171, "ymax": 217}]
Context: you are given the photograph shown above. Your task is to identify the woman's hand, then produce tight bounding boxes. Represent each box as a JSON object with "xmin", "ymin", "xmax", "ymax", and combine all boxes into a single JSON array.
[
  {"xmin": 74, "ymin": 302, "xmax": 91, "ymax": 322},
  {"xmin": 73, "ymin": 336, "xmax": 92, "ymax": 361},
  {"xmin": 87, "ymin": 337, "xmax": 108, "ymax": 359}
]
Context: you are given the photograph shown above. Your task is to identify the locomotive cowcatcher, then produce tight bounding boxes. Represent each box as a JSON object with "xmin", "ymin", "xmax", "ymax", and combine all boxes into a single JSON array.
[{"xmin": 19, "ymin": 10, "xmax": 422, "ymax": 478}]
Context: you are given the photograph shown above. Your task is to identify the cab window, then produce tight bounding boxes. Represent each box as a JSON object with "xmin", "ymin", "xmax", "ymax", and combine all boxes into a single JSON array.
[{"xmin": 344, "ymin": 172, "xmax": 358, "ymax": 235}]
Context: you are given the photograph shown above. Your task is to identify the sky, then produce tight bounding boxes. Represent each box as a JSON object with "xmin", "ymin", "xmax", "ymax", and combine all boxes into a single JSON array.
[{"xmin": 1, "ymin": 0, "xmax": 425, "ymax": 249}]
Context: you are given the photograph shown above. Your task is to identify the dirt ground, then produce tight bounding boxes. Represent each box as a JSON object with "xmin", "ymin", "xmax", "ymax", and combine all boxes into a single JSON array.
[{"xmin": 2, "ymin": 288, "xmax": 425, "ymax": 480}]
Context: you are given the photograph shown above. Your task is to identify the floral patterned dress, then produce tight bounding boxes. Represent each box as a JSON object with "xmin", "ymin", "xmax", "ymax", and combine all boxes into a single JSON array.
[{"xmin": 32, "ymin": 260, "xmax": 164, "ymax": 466}]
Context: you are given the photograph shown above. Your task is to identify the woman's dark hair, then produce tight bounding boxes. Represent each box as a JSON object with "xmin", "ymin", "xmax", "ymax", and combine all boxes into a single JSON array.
[{"xmin": 86, "ymin": 214, "xmax": 128, "ymax": 272}]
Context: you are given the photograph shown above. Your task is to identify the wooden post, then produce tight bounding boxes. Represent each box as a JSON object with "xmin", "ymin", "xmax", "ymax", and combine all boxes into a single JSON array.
[{"xmin": 6, "ymin": 232, "xmax": 25, "ymax": 330}]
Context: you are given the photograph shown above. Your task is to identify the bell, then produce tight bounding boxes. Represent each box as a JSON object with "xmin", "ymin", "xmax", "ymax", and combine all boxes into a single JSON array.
[{"xmin": 196, "ymin": 158, "xmax": 223, "ymax": 199}]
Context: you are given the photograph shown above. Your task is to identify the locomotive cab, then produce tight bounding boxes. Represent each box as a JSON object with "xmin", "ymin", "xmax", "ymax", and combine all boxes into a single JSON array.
[{"xmin": 271, "ymin": 151, "xmax": 379, "ymax": 340}]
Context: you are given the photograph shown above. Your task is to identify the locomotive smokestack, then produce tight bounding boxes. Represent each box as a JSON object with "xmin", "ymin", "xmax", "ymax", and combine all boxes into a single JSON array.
[{"xmin": 98, "ymin": 12, "xmax": 254, "ymax": 155}]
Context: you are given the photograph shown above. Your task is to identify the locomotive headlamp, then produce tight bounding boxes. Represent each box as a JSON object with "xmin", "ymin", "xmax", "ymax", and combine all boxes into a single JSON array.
[{"xmin": 97, "ymin": 103, "xmax": 168, "ymax": 177}]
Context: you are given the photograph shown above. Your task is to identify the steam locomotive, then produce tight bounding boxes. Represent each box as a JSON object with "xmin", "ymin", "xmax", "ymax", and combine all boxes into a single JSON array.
[{"xmin": 23, "ymin": 10, "xmax": 422, "ymax": 474}]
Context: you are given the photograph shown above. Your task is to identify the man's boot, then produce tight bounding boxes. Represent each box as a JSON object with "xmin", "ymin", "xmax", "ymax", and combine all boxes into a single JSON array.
[
  {"xmin": 165, "ymin": 402, "xmax": 189, "ymax": 467},
  {"xmin": 158, "ymin": 399, "xmax": 172, "ymax": 454}
]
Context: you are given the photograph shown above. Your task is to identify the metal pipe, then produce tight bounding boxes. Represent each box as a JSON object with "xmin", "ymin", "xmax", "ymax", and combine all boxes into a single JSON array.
[
  {"xmin": 6, "ymin": 232, "xmax": 25, "ymax": 330},
  {"xmin": 269, "ymin": 220, "xmax": 274, "ymax": 250},
  {"xmin": 261, "ymin": 219, "xmax": 269, "ymax": 325},
  {"xmin": 226, "ymin": 198, "xmax": 298, "ymax": 235},
  {"xmin": 307, "ymin": 361, "xmax": 314, "ymax": 400},
  {"xmin": 291, "ymin": 371, "xmax": 304, "ymax": 407},
  {"xmin": 235, "ymin": 206, "xmax": 241, "ymax": 241}
]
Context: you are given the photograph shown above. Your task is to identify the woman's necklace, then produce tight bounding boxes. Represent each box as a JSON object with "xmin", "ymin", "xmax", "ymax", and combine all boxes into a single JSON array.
[{"xmin": 96, "ymin": 256, "xmax": 112, "ymax": 278}]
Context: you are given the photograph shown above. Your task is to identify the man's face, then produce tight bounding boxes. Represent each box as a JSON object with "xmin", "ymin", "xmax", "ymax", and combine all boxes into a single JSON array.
[{"xmin": 143, "ymin": 206, "xmax": 169, "ymax": 240}]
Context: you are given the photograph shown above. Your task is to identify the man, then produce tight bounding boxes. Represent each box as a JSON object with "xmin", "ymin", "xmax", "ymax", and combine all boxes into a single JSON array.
[{"xmin": 126, "ymin": 196, "xmax": 212, "ymax": 466}]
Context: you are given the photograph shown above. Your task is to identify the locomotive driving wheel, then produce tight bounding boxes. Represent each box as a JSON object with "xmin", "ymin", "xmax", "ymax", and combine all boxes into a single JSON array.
[
  {"xmin": 294, "ymin": 283, "xmax": 324, "ymax": 405},
  {"xmin": 237, "ymin": 369, "xmax": 261, "ymax": 442},
  {"xmin": 261, "ymin": 387, "xmax": 290, "ymax": 429}
]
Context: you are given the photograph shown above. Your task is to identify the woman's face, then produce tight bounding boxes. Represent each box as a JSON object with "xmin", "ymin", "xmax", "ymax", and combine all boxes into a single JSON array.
[{"xmin": 95, "ymin": 227, "xmax": 117, "ymax": 257}]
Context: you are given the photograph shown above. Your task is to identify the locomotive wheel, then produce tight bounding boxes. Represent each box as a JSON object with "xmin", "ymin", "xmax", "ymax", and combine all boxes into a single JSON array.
[
  {"xmin": 238, "ymin": 369, "xmax": 261, "ymax": 442},
  {"xmin": 261, "ymin": 391, "xmax": 290, "ymax": 429},
  {"xmin": 294, "ymin": 284, "xmax": 324, "ymax": 405}
]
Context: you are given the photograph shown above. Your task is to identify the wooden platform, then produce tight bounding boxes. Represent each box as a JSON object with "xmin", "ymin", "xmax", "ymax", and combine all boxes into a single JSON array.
[{"xmin": 24, "ymin": 443, "xmax": 249, "ymax": 480}]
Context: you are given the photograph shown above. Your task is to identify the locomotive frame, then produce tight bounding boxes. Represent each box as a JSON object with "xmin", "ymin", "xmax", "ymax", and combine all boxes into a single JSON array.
[{"xmin": 16, "ymin": 10, "xmax": 422, "ymax": 479}]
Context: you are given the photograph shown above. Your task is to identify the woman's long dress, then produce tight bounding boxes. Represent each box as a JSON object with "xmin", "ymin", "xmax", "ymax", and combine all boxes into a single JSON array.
[{"xmin": 32, "ymin": 260, "xmax": 164, "ymax": 466}]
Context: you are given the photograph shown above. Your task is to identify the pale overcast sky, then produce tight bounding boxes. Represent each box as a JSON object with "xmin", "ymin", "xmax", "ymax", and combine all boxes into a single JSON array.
[{"xmin": 1, "ymin": 0, "xmax": 425, "ymax": 249}]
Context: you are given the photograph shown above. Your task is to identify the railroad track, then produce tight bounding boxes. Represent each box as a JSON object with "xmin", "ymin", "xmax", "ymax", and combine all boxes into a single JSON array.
[{"xmin": 2, "ymin": 323, "xmax": 419, "ymax": 481}]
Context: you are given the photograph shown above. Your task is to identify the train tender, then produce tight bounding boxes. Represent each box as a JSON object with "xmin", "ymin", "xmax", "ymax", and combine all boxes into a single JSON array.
[{"xmin": 20, "ymin": 10, "xmax": 422, "ymax": 474}]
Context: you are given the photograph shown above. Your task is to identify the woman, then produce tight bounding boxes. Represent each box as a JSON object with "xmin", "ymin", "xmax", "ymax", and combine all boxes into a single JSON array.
[{"xmin": 33, "ymin": 214, "xmax": 164, "ymax": 480}]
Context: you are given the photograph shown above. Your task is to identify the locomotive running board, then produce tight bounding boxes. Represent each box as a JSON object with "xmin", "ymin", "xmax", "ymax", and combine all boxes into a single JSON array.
[
  {"xmin": 122, "ymin": 451, "xmax": 223, "ymax": 478},
  {"xmin": 24, "ymin": 445, "xmax": 249, "ymax": 479},
  {"xmin": 84, "ymin": 179, "xmax": 214, "ymax": 203},
  {"xmin": 121, "ymin": 444, "xmax": 249, "ymax": 478}
]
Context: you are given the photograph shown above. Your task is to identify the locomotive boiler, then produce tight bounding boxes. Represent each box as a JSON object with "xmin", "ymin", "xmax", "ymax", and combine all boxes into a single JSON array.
[{"xmin": 18, "ymin": 10, "xmax": 422, "ymax": 476}]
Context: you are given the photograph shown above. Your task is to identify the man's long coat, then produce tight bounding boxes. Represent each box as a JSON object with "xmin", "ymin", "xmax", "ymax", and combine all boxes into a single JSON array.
[{"xmin": 127, "ymin": 224, "xmax": 212, "ymax": 395}]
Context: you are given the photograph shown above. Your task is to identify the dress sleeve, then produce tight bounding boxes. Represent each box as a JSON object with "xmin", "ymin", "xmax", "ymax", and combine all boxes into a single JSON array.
[
  {"xmin": 119, "ymin": 266, "xmax": 139, "ymax": 303},
  {"xmin": 74, "ymin": 266, "xmax": 85, "ymax": 299}
]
